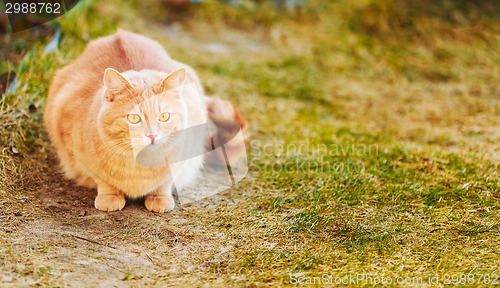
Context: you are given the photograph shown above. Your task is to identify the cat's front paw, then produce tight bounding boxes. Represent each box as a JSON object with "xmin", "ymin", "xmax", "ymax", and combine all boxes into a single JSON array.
[
  {"xmin": 95, "ymin": 195, "xmax": 126, "ymax": 211},
  {"xmin": 145, "ymin": 195, "xmax": 175, "ymax": 213}
]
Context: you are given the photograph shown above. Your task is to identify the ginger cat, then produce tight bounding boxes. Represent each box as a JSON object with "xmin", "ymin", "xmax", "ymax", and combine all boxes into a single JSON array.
[{"xmin": 44, "ymin": 30, "xmax": 247, "ymax": 212}]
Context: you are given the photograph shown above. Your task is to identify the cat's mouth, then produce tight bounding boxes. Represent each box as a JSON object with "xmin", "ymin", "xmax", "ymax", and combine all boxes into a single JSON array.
[
  {"xmin": 130, "ymin": 135, "xmax": 173, "ymax": 154},
  {"xmin": 145, "ymin": 141, "xmax": 162, "ymax": 149},
  {"xmin": 146, "ymin": 136, "xmax": 169, "ymax": 150}
]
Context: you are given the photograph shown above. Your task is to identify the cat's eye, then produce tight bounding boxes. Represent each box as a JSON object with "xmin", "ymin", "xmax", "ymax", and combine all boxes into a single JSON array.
[
  {"xmin": 158, "ymin": 112, "xmax": 170, "ymax": 122},
  {"xmin": 127, "ymin": 114, "xmax": 142, "ymax": 124}
]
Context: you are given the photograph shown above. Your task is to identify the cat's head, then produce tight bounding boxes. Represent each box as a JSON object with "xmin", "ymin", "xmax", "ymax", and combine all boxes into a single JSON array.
[{"xmin": 98, "ymin": 68, "xmax": 188, "ymax": 155}]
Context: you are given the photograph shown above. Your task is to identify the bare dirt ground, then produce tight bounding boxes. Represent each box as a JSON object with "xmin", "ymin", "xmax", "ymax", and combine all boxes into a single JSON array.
[{"xmin": 1, "ymin": 153, "xmax": 250, "ymax": 287}]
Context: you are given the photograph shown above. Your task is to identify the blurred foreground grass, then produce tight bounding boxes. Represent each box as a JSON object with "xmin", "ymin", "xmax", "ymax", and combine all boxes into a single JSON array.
[{"xmin": 1, "ymin": 0, "xmax": 500, "ymax": 286}]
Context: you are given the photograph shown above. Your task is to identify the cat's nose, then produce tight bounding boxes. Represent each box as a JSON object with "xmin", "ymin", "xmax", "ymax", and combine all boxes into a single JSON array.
[{"xmin": 146, "ymin": 134, "xmax": 157, "ymax": 144}]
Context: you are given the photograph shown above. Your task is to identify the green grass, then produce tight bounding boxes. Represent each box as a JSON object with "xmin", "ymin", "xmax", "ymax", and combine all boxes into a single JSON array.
[{"xmin": 1, "ymin": 0, "xmax": 500, "ymax": 286}]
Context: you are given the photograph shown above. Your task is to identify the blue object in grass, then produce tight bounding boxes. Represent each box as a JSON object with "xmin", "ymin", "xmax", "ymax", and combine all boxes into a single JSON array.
[
  {"xmin": 282, "ymin": 0, "xmax": 307, "ymax": 9},
  {"xmin": 6, "ymin": 77, "xmax": 16, "ymax": 95},
  {"xmin": 224, "ymin": 0, "xmax": 308, "ymax": 9},
  {"xmin": 43, "ymin": 29, "xmax": 62, "ymax": 54}
]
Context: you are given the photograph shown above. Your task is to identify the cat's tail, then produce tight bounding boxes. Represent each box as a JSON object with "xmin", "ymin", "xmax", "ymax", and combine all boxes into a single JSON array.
[
  {"xmin": 206, "ymin": 97, "xmax": 249, "ymax": 137},
  {"xmin": 205, "ymin": 97, "xmax": 249, "ymax": 164}
]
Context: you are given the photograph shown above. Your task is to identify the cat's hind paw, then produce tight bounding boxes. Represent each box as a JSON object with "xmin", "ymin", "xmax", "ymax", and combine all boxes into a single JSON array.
[
  {"xmin": 145, "ymin": 195, "xmax": 175, "ymax": 213},
  {"xmin": 95, "ymin": 195, "xmax": 126, "ymax": 212}
]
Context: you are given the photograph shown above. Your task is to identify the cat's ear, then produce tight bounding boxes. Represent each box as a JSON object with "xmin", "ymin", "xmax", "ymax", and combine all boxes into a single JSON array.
[
  {"xmin": 158, "ymin": 68, "xmax": 186, "ymax": 95},
  {"xmin": 103, "ymin": 68, "xmax": 133, "ymax": 102}
]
